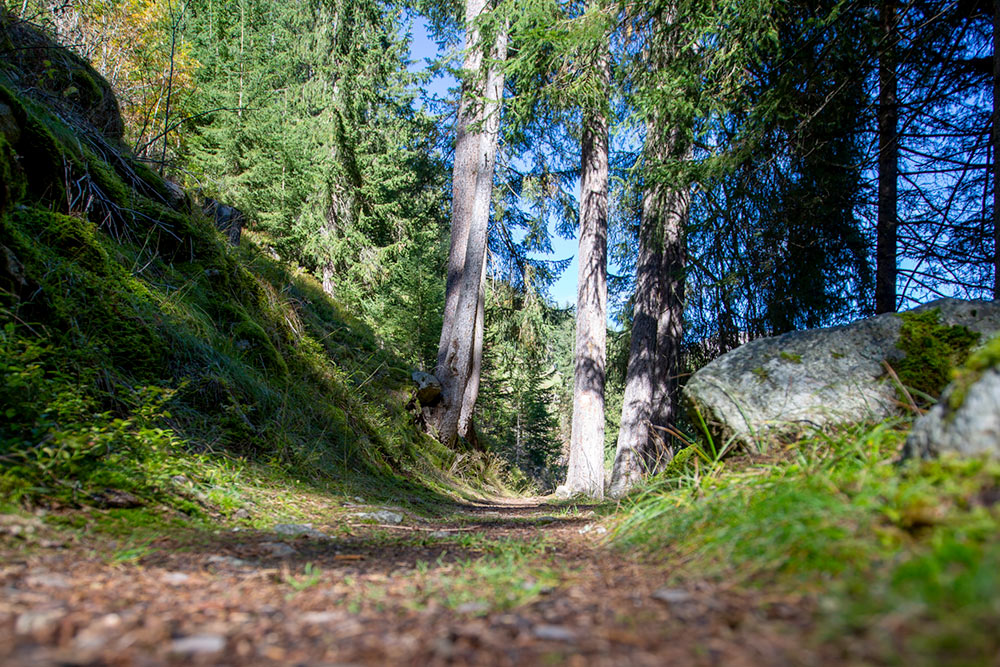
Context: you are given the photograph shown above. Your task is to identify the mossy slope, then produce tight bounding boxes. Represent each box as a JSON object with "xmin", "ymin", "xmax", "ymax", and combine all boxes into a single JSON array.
[{"xmin": 0, "ymin": 14, "xmax": 469, "ymax": 514}]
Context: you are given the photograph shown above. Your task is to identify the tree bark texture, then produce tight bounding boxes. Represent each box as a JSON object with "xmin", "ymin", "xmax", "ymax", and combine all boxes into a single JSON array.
[
  {"xmin": 432, "ymin": 1, "xmax": 506, "ymax": 447},
  {"xmin": 649, "ymin": 181, "xmax": 688, "ymax": 462},
  {"xmin": 565, "ymin": 80, "xmax": 610, "ymax": 499},
  {"xmin": 436, "ymin": 0, "xmax": 487, "ymax": 372},
  {"xmin": 609, "ymin": 131, "xmax": 690, "ymax": 497},
  {"xmin": 993, "ymin": 0, "xmax": 999, "ymax": 298},
  {"xmin": 876, "ymin": 0, "xmax": 898, "ymax": 314},
  {"xmin": 458, "ymin": 242, "xmax": 488, "ymax": 438},
  {"xmin": 608, "ymin": 181, "xmax": 662, "ymax": 497}
]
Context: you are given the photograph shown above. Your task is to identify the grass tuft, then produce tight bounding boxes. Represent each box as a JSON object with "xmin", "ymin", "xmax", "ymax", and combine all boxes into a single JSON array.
[{"xmin": 614, "ymin": 420, "xmax": 1000, "ymax": 664}]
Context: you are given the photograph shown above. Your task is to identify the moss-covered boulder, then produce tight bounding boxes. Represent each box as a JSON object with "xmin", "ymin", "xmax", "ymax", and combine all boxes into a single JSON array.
[
  {"xmin": 683, "ymin": 299, "xmax": 1000, "ymax": 450},
  {"xmin": 903, "ymin": 335, "xmax": 1000, "ymax": 460}
]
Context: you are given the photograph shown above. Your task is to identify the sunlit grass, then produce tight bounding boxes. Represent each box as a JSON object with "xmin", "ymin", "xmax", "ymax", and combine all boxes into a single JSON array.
[{"xmin": 613, "ymin": 419, "xmax": 1000, "ymax": 663}]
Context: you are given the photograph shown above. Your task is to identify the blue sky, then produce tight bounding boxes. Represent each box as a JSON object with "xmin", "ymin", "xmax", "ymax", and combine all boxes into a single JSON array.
[{"xmin": 406, "ymin": 16, "xmax": 582, "ymax": 310}]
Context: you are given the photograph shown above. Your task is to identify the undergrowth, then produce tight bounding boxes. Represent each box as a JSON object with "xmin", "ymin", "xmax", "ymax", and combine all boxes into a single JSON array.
[
  {"xmin": 614, "ymin": 421, "xmax": 1000, "ymax": 665},
  {"xmin": 0, "ymin": 22, "xmax": 514, "ymax": 520}
]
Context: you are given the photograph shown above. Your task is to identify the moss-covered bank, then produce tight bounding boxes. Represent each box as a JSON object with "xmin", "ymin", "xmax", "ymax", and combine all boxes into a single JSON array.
[{"xmin": 0, "ymin": 12, "xmax": 484, "ymax": 515}]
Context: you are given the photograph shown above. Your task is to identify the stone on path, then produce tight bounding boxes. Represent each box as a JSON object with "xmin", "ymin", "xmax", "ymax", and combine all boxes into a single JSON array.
[
  {"xmin": 532, "ymin": 625, "xmax": 577, "ymax": 642},
  {"xmin": 353, "ymin": 510, "xmax": 404, "ymax": 525},
  {"xmin": 272, "ymin": 523, "xmax": 329, "ymax": 539},
  {"xmin": 162, "ymin": 572, "xmax": 191, "ymax": 585},
  {"xmin": 652, "ymin": 588, "xmax": 693, "ymax": 605},
  {"xmin": 170, "ymin": 634, "xmax": 226, "ymax": 656},
  {"xmin": 260, "ymin": 541, "xmax": 298, "ymax": 558}
]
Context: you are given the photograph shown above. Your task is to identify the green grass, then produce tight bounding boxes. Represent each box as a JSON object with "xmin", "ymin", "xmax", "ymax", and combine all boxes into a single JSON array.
[
  {"xmin": 613, "ymin": 420, "xmax": 1000, "ymax": 664},
  {"xmin": 395, "ymin": 535, "xmax": 560, "ymax": 614}
]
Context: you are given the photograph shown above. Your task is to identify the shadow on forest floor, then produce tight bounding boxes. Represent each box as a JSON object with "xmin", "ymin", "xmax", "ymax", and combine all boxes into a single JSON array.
[{"xmin": 0, "ymin": 494, "xmax": 820, "ymax": 666}]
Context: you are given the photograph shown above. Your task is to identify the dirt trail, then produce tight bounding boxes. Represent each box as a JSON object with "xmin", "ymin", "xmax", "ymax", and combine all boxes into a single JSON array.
[{"xmin": 0, "ymin": 499, "xmax": 819, "ymax": 666}]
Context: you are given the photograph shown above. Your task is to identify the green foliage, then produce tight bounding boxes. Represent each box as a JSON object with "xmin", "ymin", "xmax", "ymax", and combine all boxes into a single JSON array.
[
  {"xmin": 615, "ymin": 421, "xmax": 1000, "ymax": 664},
  {"xmin": 948, "ymin": 334, "xmax": 1000, "ymax": 411},
  {"xmin": 895, "ymin": 308, "xmax": 980, "ymax": 402},
  {"xmin": 0, "ymin": 38, "xmax": 493, "ymax": 514},
  {"xmin": 176, "ymin": 0, "xmax": 448, "ymax": 372},
  {"xmin": 477, "ymin": 280, "xmax": 567, "ymax": 491},
  {"xmin": 284, "ymin": 562, "xmax": 324, "ymax": 592},
  {"xmin": 657, "ymin": 445, "xmax": 698, "ymax": 481}
]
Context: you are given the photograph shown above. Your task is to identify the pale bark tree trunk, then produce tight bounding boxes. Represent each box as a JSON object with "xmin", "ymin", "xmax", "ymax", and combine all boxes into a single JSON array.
[
  {"xmin": 563, "ymin": 52, "xmax": 610, "ymax": 499},
  {"xmin": 458, "ymin": 242, "xmax": 487, "ymax": 438},
  {"xmin": 431, "ymin": 2, "xmax": 506, "ymax": 447},
  {"xmin": 608, "ymin": 6, "xmax": 688, "ymax": 496},
  {"xmin": 993, "ymin": 0, "xmax": 999, "ymax": 298},
  {"xmin": 876, "ymin": 0, "xmax": 898, "ymax": 314},
  {"xmin": 437, "ymin": 0, "xmax": 486, "ymax": 369},
  {"xmin": 608, "ymin": 176, "xmax": 662, "ymax": 497}
]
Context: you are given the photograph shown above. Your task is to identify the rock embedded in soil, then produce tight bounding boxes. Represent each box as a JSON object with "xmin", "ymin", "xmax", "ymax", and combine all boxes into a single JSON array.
[
  {"xmin": 271, "ymin": 523, "xmax": 329, "ymax": 539},
  {"xmin": 652, "ymin": 588, "xmax": 693, "ymax": 605},
  {"xmin": 260, "ymin": 541, "xmax": 298, "ymax": 558},
  {"xmin": 299, "ymin": 611, "xmax": 345, "ymax": 624},
  {"xmin": 353, "ymin": 510, "xmax": 404, "ymax": 525},
  {"xmin": 904, "ymin": 353, "xmax": 1000, "ymax": 460},
  {"xmin": 205, "ymin": 555, "xmax": 254, "ymax": 569},
  {"xmin": 14, "ymin": 608, "xmax": 66, "ymax": 640},
  {"xmin": 170, "ymin": 633, "xmax": 227, "ymax": 656},
  {"xmin": 161, "ymin": 572, "xmax": 191, "ymax": 585},
  {"xmin": 684, "ymin": 298, "xmax": 1000, "ymax": 449},
  {"xmin": 533, "ymin": 624, "xmax": 577, "ymax": 642},
  {"xmin": 456, "ymin": 601, "xmax": 490, "ymax": 615},
  {"xmin": 24, "ymin": 572, "xmax": 70, "ymax": 589}
]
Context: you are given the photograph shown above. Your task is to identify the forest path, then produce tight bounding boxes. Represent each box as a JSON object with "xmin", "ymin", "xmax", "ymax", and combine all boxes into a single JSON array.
[{"xmin": 1, "ymin": 498, "xmax": 819, "ymax": 665}]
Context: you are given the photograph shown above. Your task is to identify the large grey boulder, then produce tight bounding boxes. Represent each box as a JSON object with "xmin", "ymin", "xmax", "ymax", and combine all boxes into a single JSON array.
[
  {"xmin": 411, "ymin": 370, "xmax": 442, "ymax": 405},
  {"xmin": 903, "ymin": 340, "xmax": 1000, "ymax": 459},
  {"xmin": 683, "ymin": 299, "xmax": 1000, "ymax": 449}
]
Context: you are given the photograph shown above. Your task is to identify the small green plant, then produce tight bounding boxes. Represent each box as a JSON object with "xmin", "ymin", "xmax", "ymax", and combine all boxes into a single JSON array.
[
  {"xmin": 109, "ymin": 540, "xmax": 156, "ymax": 565},
  {"xmin": 284, "ymin": 562, "xmax": 323, "ymax": 592},
  {"xmin": 779, "ymin": 351, "xmax": 802, "ymax": 363},
  {"xmin": 947, "ymin": 333, "xmax": 1000, "ymax": 411}
]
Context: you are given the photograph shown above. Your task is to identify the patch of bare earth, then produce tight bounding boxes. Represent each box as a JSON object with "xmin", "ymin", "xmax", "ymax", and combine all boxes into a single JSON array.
[{"xmin": 0, "ymin": 500, "xmax": 822, "ymax": 666}]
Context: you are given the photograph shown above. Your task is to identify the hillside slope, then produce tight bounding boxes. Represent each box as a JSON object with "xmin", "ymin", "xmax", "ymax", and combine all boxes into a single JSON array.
[{"xmin": 0, "ymin": 12, "xmax": 475, "ymax": 514}]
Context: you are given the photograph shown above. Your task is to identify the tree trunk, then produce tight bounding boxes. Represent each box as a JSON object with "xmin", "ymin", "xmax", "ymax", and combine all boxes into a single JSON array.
[
  {"xmin": 563, "ymin": 57, "xmax": 609, "ymax": 499},
  {"xmin": 437, "ymin": 0, "xmax": 486, "ymax": 373},
  {"xmin": 431, "ymin": 2, "xmax": 506, "ymax": 447},
  {"xmin": 993, "ymin": 0, "xmax": 999, "ymax": 298},
  {"xmin": 609, "ymin": 131, "xmax": 690, "ymax": 497},
  {"xmin": 876, "ymin": 0, "xmax": 898, "ymax": 314},
  {"xmin": 458, "ymin": 242, "xmax": 488, "ymax": 439},
  {"xmin": 608, "ymin": 176, "xmax": 662, "ymax": 497},
  {"xmin": 649, "ymin": 181, "xmax": 689, "ymax": 467}
]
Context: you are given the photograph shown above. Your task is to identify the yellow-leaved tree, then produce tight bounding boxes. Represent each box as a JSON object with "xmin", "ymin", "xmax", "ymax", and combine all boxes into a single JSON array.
[{"xmin": 14, "ymin": 0, "xmax": 198, "ymax": 162}]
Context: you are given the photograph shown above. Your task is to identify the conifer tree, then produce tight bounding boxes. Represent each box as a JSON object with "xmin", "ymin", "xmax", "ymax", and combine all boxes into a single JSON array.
[
  {"xmin": 876, "ymin": 0, "xmax": 899, "ymax": 314},
  {"xmin": 563, "ymin": 33, "xmax": 610, "ymax": 498},
  {"xmin": 429, "ymin": 0, "xmax": 508, "ymax": 448}
]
